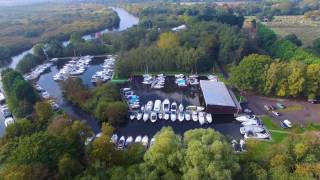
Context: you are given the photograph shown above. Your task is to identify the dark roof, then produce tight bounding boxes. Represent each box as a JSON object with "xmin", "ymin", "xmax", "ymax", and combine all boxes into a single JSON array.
[{"xmin": 200, "ymin": 80, "xmax": 239, "ymax": 108}]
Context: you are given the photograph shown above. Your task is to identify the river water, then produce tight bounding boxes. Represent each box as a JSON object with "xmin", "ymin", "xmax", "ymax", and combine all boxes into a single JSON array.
[{"xmin": 0, "ymin": 7, "xmax": 241, "ymax": 139}]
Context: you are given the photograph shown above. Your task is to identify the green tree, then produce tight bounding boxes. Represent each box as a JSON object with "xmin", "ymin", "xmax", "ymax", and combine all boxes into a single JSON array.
[
  {"xmin": 284, "ymin": 34, "xmax": 302, "ymax": 47},
  {"xmin": 305, "ymin": 64, "xmax": 320, "ymax": 99},
  {"xmin": 58, "ymin": 154, "xmax": 83, "ymax": 178},
  {"xmin": 35, "ymin": 102, "xmax": 53, "ymax": 122},
  {"xmin": 157, "ymin": 32, "xmax": 179, "ymax": 49},
  {"xmin": 4, "ymin": 119, "xmax": 35, "ymax": 139},
  {"xmin": 105, "ymin": 101, "xmax": 128, "ymax": 125}
]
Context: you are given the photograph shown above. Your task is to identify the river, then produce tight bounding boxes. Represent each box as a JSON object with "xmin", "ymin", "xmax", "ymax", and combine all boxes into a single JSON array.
[{"xmin": 0, "ymin": 7, "xmax": 139, "ymax": 136}]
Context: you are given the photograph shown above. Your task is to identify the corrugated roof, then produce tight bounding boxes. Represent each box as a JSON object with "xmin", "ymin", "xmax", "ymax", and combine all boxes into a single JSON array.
[{"xmin": 200, "ymin": 80, "xmax": 237, "ymax": 107}]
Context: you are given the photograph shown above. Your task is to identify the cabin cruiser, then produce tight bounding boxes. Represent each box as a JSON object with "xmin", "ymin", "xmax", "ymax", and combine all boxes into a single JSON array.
[
  {"xmin": 240, "ymin": 126, "xmax": 265, "ymax": 135},
  {"xmin": 136, "ymin": 112, "xmax": 143, "ymax": 120},
  {"xmin": 150, "ymin": 112, "xmax": 157, "ymax": 123},
  {"xmin": 207, "ymin": 74, "xmax": 218, "ymax": 81},
  {"xmin": 186, "ymin": 106, "xmax": 205, "ymax": 112},
  {"xmin": 117, "ymin": 136, "xmax": 125, "ymax": 149},
  {"xmin": 170, "ymin": 112, "xmax": 177, "ymax": 122},
  {"xmin": 129, "ymin": 113, "xmax": 136, "ymax": 120},
  {"xmin": 135, "ymin": 136, "xmax": 142, "ymax": 143},
  {"xmin": 143, "ymin": 112, "xmax": 149, "ymax": 122},
  {"xmin": 149, "ymin": 138, "xmax": 156, "ymax": 147},
  {"xmin": 185, "ymin": 112, "xmax": 191, "ymax": 121},
  {"xmin": 206, "ymin": 113, "xmax": 213, "ymax": 123},
  {"xmin": 242, "ymin": 120, "xmax": 259, "ymax": 126},
  {"xmin": 4, "ymin": 117, "xmax": 14, "ymax": 127},
  {"xmin": 178, "ymin": 104, "xmax": 184, "ymax": 112},
  {"xmin": 164, "ymin": 112, "xmax": 170, "ymax": 120},
  {"xmin": 125, "ymin": 136, "xmax": 133, "ymax": 147},
  {"xmin": 146, "ymin": 101, "xmax": 153, "ymax": 111},
  {"xmin": 192, "ymin": 112, "xmax": 198, "ymax": 121},
  {"xmin": 236, "ymin": 115, "xmax": 256, "ymax": 122},
  {"xmin": 198, "ymin": 112, "xmax": 205, "ymax": 125},
  {"xmin": 171, "ymin": 102, "xmax": 177, "ymax": 112},
  {"xmin": 141, "ymin": 136, "xmax": 149, "ymax": 147},
  {"xmin": 153, "ymin": 100, "xmax": 161, "ymax": 112},
  {"xmin": 176, "ymin": 78, "xmax": 187, "ymax": 87},
  {"xmin": 158, "ymin": 112, "xmax": 163, "ymax": 120},
  {"xmin": 244, "ymin": 131, "xmax": 269, "ymax": 140},
  {"xmin": 162, "ymin": 99, "xmax": 170, "ymax": 112},
  {"xmin": 111, "ymin": 134, "xmax": 118, "ymax": 144},
  {"xmin": 41, "ymin": 91, "xmax": 50, "ymax": 99},
  {"xmin": 178, "ymin": 112, "xmax": 184, "ymax": 122}
]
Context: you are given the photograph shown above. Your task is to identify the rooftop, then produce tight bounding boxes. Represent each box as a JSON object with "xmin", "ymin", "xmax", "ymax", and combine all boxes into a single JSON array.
[{"xmin": 200, "ymin": 80, "xmax": 239, "ymax": 107}]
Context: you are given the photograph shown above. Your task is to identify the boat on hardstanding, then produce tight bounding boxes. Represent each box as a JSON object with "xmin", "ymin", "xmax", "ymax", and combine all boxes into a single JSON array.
[
  {"xmin": 162, "ymin": 99, "xmax": 170, "ymax": 112},
  {"xmin": 150, "ymin": 112, "xmax": 157, "ymax": 123},
  {"xmin": 135, "ymin": 136, "xmax": 142, "ymax": 143},
  {"xmin": 178, "ymin": 112, "xmax": 184, "ymax": 122},
  {"xmin": 171, "ymin": 102, "xmax": 177, "ymax": 112},
  {"xmin": 118, "ymin": 136, "xmax": 125, "ymax": 149},
  {"xmin": 143, "ymin": 112, "xmax": 149, "ymax": 122},
  {"xmin": 164, "ymin": 112, "xmax": 170, "ymax": 120},
  {"xmin": 198, "ymin": 112, "xmax": 205, "ymax": 125},
  {"xmin": 154, "ymin": 100, "xmax": 162, "ymax": 112},
  {"xmin": 192, "ymin": 111, "xmax": 198, "ymax": 121},
  {"xmin": 240, "ymin": 126, "xmax": 265, "ymax": 134},
  {"xmin": 111, "ymin": 134, "xmax": 118, "ymax": 144},
  {"xmin": 141, "ymin": 136, "xmax": 149, "ymax": 147},
  {"xmin": 236, "ymin": 115, "xmax": 256, "ymax": 122},
  {"xmin": 136, "ymin": 112, "xmax": 142, "ymax": 120},
  {"xmin": 125, "ymin": 136, "xmax": 133, "ymax": 147},
  {"xmin": 171, "ymin": 112, "xmax": 177, "ymax": 122},
  {"xmin": 146, "ymin": 101, "xmax": 153, "ymax": 111},
  {"xmin": 185, "ymin": 112, "xmax": 191, "ymax": 121},
  {"xmin": 206, "ymin": 113, "xmax": 213, "ymax": 123},
  {"xmin": 244, "ymin": 131, "xmax": 269, "ymax": 140}
]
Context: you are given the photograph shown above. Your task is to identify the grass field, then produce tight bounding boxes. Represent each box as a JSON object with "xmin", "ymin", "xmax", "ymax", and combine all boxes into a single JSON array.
[{"xmin": 263, "ymin": 16, "xmax": 320, "ymax": 47}]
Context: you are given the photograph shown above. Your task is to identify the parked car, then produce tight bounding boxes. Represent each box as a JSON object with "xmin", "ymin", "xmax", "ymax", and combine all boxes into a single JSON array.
[
  {"xmin": 264, "ymin": 104, "xmax": 274, "ymax": 111},
  {"xmin": 272, "ymin": 111, "xmax": 280, "ymax": 117},
  {"xmin": 280, "ymin": 120, "xmax": 292, "ymax": 129},
  {"xmin": 243, "ymin": 108, "xmax": 252, "ymax": 114},
  {"xmin": 276, "ymin": 103, "xmax": 286, "ymax": 109},
  {"xmin": 308, "ymin": 99, "xmax": 319, "ymax": 104}
]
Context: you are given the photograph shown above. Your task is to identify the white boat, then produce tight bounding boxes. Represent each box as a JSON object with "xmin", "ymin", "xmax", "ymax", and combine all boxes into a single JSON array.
[
  {"xmin": 171, "ymin": 102, "xmax": 177, "ymax": 112},
  {"xmin": 206, "ymin": 113, "xmax": 213, "ymax": 123},
  {"xmin": 136, "ymin": 112, "xmax": 142, "ymax": 120},
  {"xmin": 146, "ymin": 101, "xmax": 153, "ymax": 111},
  {"xmin": 158, "ymin": 112, "xmax": 163, "ymax": 120},
  {"xmin": 192, "ymin": 112, "xmax": 198, "ymax": 121},
  {"xmin": 125, "ymin": 136, "xmax": 133, "ymax": 146},
  {"xmin": 178, "ymin": 103, "xmax": 184, "ymax": 112},
  {"xmin": 164, "ymin": 112, "xmax": 170, "ymax": 120},
  {"xmin": 143, "ymin": 112, "xmax": 149, "ymax": 122},
  {"xmin": 141, "ymin": 136, "xmax": 149, "ymax": 147},
  {"xmin": 149, "ymin": 138, "xmax": 155, "ymax": 147},
  {"xmin": 135, "ymin": 136, "xmax": 142, "ymax": 143},
  {"xmin": 162, "ymin": 99, "xmax": 170, "ymax": 112},
  {"xmin": 118, "ymin": 136, "xmax": 125, "ymax": 149},
  {"xmin": 244, "ymin": 131, "xmax": 269, "ymax": 140},
  {"xmin": 130, "ymin": 113, "xmax": 135, "ymax": 120},
  {"xmin": 236, "ymin": 115, "xmax": 256, "ymax": 122},
  {"xmin": 198, "ymin": 112, "xmax": 205, "ymax": 125},
  {"xmin": 186, "ymin": 105, "xmax": 197, "ymax": 111},
  {"xmin": 111, "ymin": 134, "xmax": 118, "ymax": 144},
  {"xmin": 242, "ymin": 120, "xmax": 259, "ymax": 126},
  {"xmin": 178, "ymin": 112, "xmax": 184, "ymax": 122},
  {"xmin": 185, "ymin": 112, "xmax": 191, "ymax": 121},
  {"xmin": 197, "ymin": 106, "xmax": 205, "ymax": 112},
  {"xmin": 153, "ymin": 100, "xmax": 162, "ymax": 112},
  {"xmin": 170, "ymin": 112, "xmax": 177, "ymax": 122},
  {"xmin": 4, "ymin": 117, "xmax": 14, "ymax": 127},
  {"xmin": 150, "ymin": 112, "xmax": 157, "ymax": 123},
  {"xmin": 240, "ymin": 126, "xmax": 265, "ymax": 134}
]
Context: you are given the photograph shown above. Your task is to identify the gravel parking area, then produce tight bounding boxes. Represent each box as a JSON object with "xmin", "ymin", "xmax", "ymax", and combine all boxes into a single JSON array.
[{"xmin": 243, "ymin": 93, "xmax": 320, "ymax": 125}]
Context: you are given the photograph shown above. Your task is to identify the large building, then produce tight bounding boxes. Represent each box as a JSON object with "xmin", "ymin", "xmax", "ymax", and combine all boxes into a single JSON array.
[{"xmin": 200, "ymin": 80, "xmax": 241, "ymax": 115}]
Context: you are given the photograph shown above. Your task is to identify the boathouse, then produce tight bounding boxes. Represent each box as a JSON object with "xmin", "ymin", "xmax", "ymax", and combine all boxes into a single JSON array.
[{"xmin": 200, "ymin": 80, "xmax": 241, "ymax": 115}]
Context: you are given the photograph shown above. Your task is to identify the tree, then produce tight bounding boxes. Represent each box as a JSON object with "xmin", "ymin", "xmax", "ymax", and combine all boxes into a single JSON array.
[
  {"xmin": 4, "ymin": 119, "xmax": 35, "ymax": 139},
  {"xmin": 287, "ymin": 61, "xmax": 306, "ymax": 97},
  {"xmin": 143, "ymin": 127, "xmax": 183, "ymax": 179},
  {"xmin": 305, "ymin": 64, "xmax": 320, "ymax": 99},
  {"xmin": 182, "ymin": 128, "xmax": 240, "ymax": 180},
  {"xmin": 284, "ymin": 34, "xmax": 302, "ymax": 47},
  {"xmin": 312, "ymin": 37, "xmax": 320, "ymax": 54},
  {"xmin": 33, "ymin": 43, "xmax": 46, "ymax": 59},
  {"xmin": 35, "ymin": 102, "xmax": 53, "ymax": 122},
  {"xmin": 229, "ymin": 54, "xmax": 272, "ymax": 91},
  {"xmin": 157, "ymin": 32, "xmax": 179, "ymax": 49},
  {"xmin": 105, "ymin": 101, "xmax": 128, "ymax": 125},
  {"xmin": 58, "ymin": 154, "xmax": 83, "ymax": 178}
]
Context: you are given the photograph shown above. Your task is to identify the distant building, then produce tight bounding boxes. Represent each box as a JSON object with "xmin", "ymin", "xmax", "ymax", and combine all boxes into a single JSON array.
[{"xmin": 200, "ymin": 80, "xmax": 241, "ymax": 115}]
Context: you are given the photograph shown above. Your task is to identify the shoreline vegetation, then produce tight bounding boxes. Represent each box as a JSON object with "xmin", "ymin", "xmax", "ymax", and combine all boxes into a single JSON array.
[{"xmin": 0, "ymin": 3, "xmax": 120, "ymax": 67}]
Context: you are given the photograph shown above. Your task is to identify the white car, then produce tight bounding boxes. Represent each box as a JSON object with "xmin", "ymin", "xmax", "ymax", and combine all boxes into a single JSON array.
[
  {"xmin": 272, "ymin": 111, "xmax": 280, "ymax": 117},
  {"xmin": 283, "ymin": 120, "xmax": 292, "ymax": 128}
]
